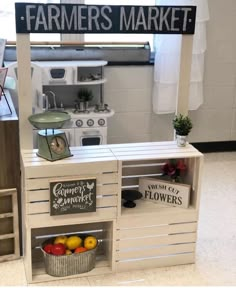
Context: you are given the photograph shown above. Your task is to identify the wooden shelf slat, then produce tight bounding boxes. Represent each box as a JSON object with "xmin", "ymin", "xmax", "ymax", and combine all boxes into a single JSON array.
[
  {"xmin": 0, "ymin": 212, "xmax": 13, "ymax": 219},
  {"xmin": 0, "ymin": 233, "xmax": 15, "ymax": 240}
]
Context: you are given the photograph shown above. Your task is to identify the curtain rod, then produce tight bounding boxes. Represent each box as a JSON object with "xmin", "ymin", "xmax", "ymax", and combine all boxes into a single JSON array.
[{"xmin": 7, "ymin": 40, "xmax": 149, "ymax": 46}]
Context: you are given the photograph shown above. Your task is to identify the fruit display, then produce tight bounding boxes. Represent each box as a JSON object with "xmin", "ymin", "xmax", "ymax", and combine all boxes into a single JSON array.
[{"xmin": 42, "ymin": 234, "xmax": 97, "ymax": 256}]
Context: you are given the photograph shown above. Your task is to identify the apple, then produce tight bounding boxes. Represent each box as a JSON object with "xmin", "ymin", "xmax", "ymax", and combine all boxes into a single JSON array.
[
  {"xmin": 43, "ymin": 243, "xmax": 54, "ymax": 254},
  {"xmin": 51, "ymin": 243, "xmax": 66, "ymax": 255}
]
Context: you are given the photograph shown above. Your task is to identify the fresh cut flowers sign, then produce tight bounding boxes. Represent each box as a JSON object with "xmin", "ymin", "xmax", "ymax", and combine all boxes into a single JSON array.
[{"xmin": 139, "ymin": 177, "xmax": 190, "ymax": 209}]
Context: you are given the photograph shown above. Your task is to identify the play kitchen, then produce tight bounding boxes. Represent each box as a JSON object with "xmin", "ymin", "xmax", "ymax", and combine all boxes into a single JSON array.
[
  {"xmin": 33, "ymin": 60, "xmax": 114, "ymax": 148},
  {"xmin": 7, "ymin": 60, "xmax": 114, "ymax": 149}
]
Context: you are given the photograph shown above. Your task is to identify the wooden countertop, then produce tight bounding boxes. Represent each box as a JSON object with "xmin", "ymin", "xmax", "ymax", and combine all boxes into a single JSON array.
[{"xmin": 21, "ymin": 141, "xmax": 203, "ymax": 170}]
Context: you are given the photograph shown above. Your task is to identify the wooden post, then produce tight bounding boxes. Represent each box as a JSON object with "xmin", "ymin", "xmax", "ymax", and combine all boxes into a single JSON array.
[
  {"xmin": 176, "ymin": 35, "xmax": 194, "ymax": 117},
  {"xmin": 16, "ymin": 33, "xmax": 33, "ymax": 149}
]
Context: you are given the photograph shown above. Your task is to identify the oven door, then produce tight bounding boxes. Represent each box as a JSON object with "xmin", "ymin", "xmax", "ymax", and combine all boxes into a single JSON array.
[{"xmin": 75, "ymin": 129, "xmax": 106, "ymax": 146}]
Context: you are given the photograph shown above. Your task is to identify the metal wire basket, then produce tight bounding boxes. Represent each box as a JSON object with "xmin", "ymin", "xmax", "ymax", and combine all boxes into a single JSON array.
[{"xmin": 41, "ymin": 238, "xmax": 97, "ymax": 277}]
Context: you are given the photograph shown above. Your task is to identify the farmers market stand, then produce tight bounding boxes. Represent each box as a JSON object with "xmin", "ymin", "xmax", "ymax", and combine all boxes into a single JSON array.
[
  {"xmin": 14, "ymin": 3, "xmax": 202, "ymax": 284},
  {"xmin": 21, "ymin": 141, "xmax": 203, "ymax": 283}
]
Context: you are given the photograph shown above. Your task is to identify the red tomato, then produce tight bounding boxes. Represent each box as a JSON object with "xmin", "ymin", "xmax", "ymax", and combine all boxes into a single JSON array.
[
  {"xmin": 43, "ymin": 244, "xmax": 54, "ymax": 254},
  {"xmin": 51, "ymin": 243, "xmax": 66, "ymax": 255}
]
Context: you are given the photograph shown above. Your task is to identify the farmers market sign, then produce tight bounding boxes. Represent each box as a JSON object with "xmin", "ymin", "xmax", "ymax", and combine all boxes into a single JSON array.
[
  {"xmin": 139, "ymin": 178, "xmax": 190, "ymax": 209},
  {"xmin": 50, "ymin": 178, "xmax": 96, "ymax": 216},
  {"xmin": 15, "ymin": 3, "xmax": 196, "ymax": 34}
]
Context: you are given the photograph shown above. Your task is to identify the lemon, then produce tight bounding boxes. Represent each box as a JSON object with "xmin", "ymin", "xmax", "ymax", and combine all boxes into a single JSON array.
[
  {"xmin": 54, "ymin": 235, "xmax": 67, "ymax": 245},
  {"xmin": 66, "ymin": 235, "xmax": 82, "ymax": 250},
  {"xmin": 65, "ymin": 249, "xmax": 72, "ymax": 255},
  {"xmin": 84, "ymin": 236, "xmax": 97, "ymax": 250}
]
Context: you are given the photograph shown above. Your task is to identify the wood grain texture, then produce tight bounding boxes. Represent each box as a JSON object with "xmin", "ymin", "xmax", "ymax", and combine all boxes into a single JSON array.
[
  {"xmin": 0, "ymin": 189, "xmax": 20, "ymax": 262},
  {"xmin": 0, "ymin": 92, "xmax": 21, "ymax": 258}
]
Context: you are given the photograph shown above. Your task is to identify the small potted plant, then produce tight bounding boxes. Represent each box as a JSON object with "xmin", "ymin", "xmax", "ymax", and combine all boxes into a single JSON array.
[
  {"xmin": 172, "ymin": 114, "xmax": 193, "ymax": 147},
  {"xmin": 77, "ymin": 88, "xmax": 93, "ymax": 111}
]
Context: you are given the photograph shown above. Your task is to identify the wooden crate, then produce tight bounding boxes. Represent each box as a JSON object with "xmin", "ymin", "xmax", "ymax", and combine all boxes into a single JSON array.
[
  {"xmin": 21, "ymin": 142, "xmax": 203, "ymax": 283},
  {"xmin": 21, "ymin": 146, "xmax": 118, "ymax": 283},
  {"xmin": 0, "ymin": 188, "xmax": 20, "ymax": 262},
  {"xmin": 22, "ymin": 146, "xmax": 119, "ymax": 228},
  {"xmin": 109, "ymin": 142, "xmax": 203, "ymax": 272},
  {"xmin": 26, "ymin": 220, "xmax": 116, "ymax": 283}
]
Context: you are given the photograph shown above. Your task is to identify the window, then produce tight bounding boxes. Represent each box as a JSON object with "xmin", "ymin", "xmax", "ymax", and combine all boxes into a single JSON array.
[
  {"xmin": 0, "ymin": 0, "xmax": 60, "ymax": 42},
  {"xmin": 0, "ymin": 0, "xmax": 155, "ymax": 51},
  {"xmin": 83, "ymin": 0, "xmax": 155, "ymax": 51}
]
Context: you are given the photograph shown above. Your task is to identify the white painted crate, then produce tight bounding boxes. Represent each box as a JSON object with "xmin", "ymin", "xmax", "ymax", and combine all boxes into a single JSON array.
[
  {"xmin": 109, "ymin": 142, "xmax": 203, "ymax": 272},
  {"xmin": 22, "ymin": 146, "xmax": 119, "ymax": 228},
  {"xmin": 21, "ymin": 142, "xmax": 203, "ymax": 283}
]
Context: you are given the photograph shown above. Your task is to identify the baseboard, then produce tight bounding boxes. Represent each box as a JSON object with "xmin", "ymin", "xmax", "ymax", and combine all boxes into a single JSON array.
[{"xmin": 191, "ymin": 141, "xmax": 236, "ymax": 153}]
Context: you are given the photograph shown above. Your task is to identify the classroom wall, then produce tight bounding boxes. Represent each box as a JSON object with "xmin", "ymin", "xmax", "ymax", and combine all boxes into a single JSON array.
[{"xmin": 106, "ymin": 0, "xmax": 236, "ymax": 144}]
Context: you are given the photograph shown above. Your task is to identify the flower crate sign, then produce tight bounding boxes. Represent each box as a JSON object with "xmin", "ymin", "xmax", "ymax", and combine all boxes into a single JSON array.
[
  {"xmin": 139, "ymin": 178, "xmax": 190, "ymax": 209},
  {"xmin": 50, "ymin": 178, "xmax": 96, "ymax": 216}
]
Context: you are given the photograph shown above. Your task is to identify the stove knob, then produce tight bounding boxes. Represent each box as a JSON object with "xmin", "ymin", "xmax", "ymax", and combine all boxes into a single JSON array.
[
  {"xmin": 87, "ymin": 119, "xmax": 94, "ymax": 127},
  {"xmin": 98, "ymin": 118, "xmax": 105, "ymax": 126},
  {"xmin": 76, "ymin": 119, "xmax": 83, "ymax": 127}
]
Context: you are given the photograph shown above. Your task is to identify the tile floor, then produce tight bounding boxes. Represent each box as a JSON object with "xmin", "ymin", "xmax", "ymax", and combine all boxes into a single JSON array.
[{"xmin": 0, "ymin": 152, "xmax": 236, "ymax": 286}]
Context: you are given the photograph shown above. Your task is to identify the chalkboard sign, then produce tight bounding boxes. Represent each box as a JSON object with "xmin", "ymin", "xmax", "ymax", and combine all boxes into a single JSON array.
[
  {"xmin": 50, "ymin": 178, "xmax": 96, "ymax": 216},
  {"xmin": 15, "ymin": 3, "xmax": 196, "ymax": 34}
]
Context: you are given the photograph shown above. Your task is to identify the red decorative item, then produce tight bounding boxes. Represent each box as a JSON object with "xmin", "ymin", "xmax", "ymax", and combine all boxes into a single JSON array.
[{"xmin": 162, "ymin": 159, "xmax": 187, "ymax": 183}]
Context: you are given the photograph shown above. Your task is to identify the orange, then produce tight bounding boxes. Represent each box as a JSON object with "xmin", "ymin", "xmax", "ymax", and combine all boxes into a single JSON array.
[
  {"xmin": 65, "ymin": 235, "xmax": 82, "ymax": 250},
  {"xmin": 84, "ymin": 236, "xmax": 97, "ymax": 250},
  {"xmin": 74, "ymin": 246, "xmax": 88, "ymax": 253}
]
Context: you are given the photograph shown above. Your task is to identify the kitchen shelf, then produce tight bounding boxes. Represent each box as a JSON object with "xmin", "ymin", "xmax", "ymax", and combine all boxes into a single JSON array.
[
  {"xmin": 76, "ymin": 78, "xmax": 107, "ymax": 85},
  {"xmin": 121, "ymin": 201, "xmax": 197, "ymax": 217}
]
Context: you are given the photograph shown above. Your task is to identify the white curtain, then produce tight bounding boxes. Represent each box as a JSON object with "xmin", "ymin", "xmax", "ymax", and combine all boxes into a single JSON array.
[{"xmin": 152, "ymin": 0, "xmax": 209, "ymax": 114}]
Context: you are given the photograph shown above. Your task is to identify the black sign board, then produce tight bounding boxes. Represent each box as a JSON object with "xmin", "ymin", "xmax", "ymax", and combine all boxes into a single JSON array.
[
  {"xmin": 15, "ymin": 3, "xmax": 196, "ymax": 34},
  {"xmin": 50, "ymin": 178, "xmax": 96, "ymax": 216}
]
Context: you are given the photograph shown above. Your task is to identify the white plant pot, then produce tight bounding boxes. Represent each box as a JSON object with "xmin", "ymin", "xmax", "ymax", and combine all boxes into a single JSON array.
[{"xmin": 176, "ymin": 135, "xmax": 188, "ymax": 147}]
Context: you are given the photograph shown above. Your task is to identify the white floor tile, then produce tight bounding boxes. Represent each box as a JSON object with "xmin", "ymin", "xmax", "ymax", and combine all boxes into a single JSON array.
[
  {"xmin": 0, "ymin": 258, "xmax": 27, "ymax": 286},
  {"xmin": 29, "ymin": 276, "xmax": 91, "ymax": 286},
  {"xmin": 87, "ymin": 270, "xmax": 151, "ymax": 286}
]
